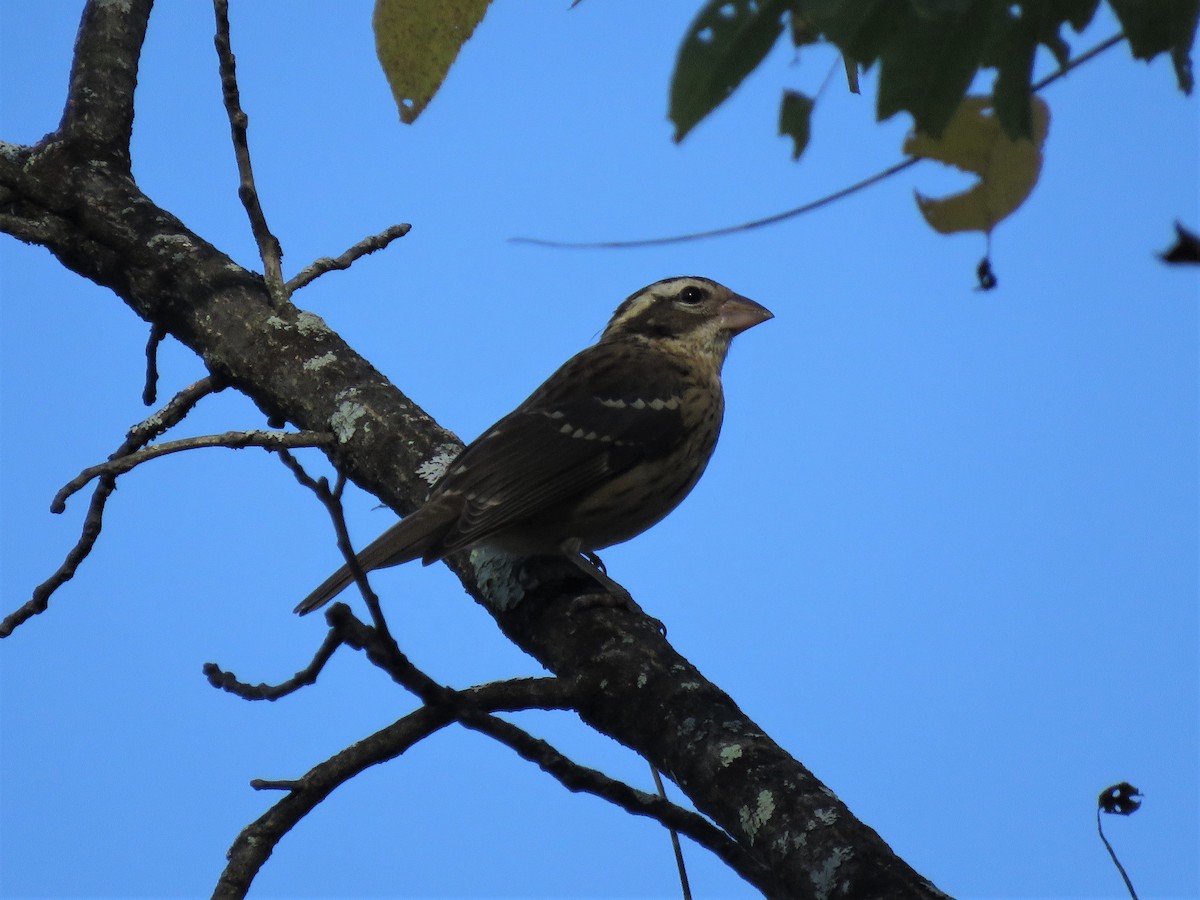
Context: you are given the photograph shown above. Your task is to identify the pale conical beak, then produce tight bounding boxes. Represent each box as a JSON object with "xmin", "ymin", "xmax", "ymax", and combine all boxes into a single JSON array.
[{"xmin": 719, "ymin": 294, "xmax": 774, "ymax": 335}]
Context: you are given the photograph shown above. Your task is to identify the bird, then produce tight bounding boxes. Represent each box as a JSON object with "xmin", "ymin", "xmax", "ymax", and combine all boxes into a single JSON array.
[{"xmin": 295, "ymin": 275, "xmax": 772, "ymax": 615}]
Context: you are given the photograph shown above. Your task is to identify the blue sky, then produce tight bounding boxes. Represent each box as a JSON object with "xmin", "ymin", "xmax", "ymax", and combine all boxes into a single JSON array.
[{"xmin": 1, "ymin": 2, "xmax": 1196, "ymax": 898}]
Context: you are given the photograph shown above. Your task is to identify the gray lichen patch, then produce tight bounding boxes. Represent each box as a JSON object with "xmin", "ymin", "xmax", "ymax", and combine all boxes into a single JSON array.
[
  {"xmin": 471, "ymin": 547, "xmax": 525, "ymax": 610},
  {"xmin": 330, "ymin": 392, "xmax": 368, "ymax": 442},
  {"xmin": 416, "ymin": 445, "xmax": 461, "ymax": 486},
  {"xmin": 809, "ymin": 845, "xmax": 854, "ymax": 900},
  {"xmin": 738, "ymin": 789, "xmax": 775, "ymax": 841},
  {"xmin": 303, "ymin": 351, "xmax": 337, "ymax": 372}
]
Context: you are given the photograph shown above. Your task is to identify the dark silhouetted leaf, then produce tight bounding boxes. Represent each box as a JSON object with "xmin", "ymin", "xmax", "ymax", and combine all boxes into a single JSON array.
[
  {"xmin": 877, "ymin": 1, "xmax": 994, "ymax": 137},
  {"xmin": 670, "ymin": 0, "xmax": 790, "ymax": 142},
  {"xmin": 1098, "ymin": 782, "xmax": 1143, "ymax": 816},
  {"xmin": 1161, "ymin": 221, "xmax": 1200, "ymax": 264},
  {"xmin": 1108, "ymin": 0, "xmax": 1199, "ymax": 92},
  {"xmin": 779, "ymin": 90, "xmax": 815, "ymax": 158}
]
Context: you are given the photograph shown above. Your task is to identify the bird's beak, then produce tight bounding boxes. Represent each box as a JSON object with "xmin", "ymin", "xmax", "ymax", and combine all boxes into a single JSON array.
[{"xmin": 718, "ymin": 294, "xmax": 774, "ymax": 335}]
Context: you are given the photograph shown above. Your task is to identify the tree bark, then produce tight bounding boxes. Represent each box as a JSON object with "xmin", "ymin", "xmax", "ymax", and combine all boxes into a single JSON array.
[{"xmin": 0, "ymin": 2, "xmax": 946, "ymax": 897}]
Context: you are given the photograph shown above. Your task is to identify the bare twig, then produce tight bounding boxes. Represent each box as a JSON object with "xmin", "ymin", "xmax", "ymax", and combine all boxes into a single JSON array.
[
  {"xmin": 1, "ymin": 377, "xmax": 221, "ymax": 637},
  {"xmin": 276, "ymin": 451, "xmax": 414, "ymax": 676},
  {"xmin": 286, "ymin": 224, "xmax": 412, "ymax": 293},
  {"xmin": 1031, "ymin": 32, "xmax": 1124, "ymax": 92},
  {"xmin": 142, "ymin": 323, "xmax": 167, "ymax": 405},
  {"xmin": 652, "ymin": 764, "xmax": 693, "ymax": 900},
  {"xmin": 1, "ymin": 470, "xmax": 117, "ymax": 638},
  {"xmin": 203, "ymin": 628, "xmax": 345, "ymax": 700},
  {"xmin": 215, "ymin": 677, "xmax": 576, "ymax": 895},
  {"xmin": 251, "ymin": 779, "xmax": 304, "ymax": 792},
  {"xmin": 213, "ymin": 0, "xmax": 286, "ymax": 306},
  {"xmin": 1097, "ymin": 783, "xmax": 1143, "ymax": 900},
  {"xmin": 53, "ymin": 430, "xmax": 333, "ymax": 513},
  {"xmin": 511, "ymin": 32, "xmax": 1125, "ymax": 249},
  {"xmin": 460, "ymin": 712, "xmax": 761, "ymax": 890}
]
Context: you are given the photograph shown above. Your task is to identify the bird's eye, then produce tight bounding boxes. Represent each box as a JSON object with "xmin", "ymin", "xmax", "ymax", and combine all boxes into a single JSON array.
[{"xmin": 677, "ymin": 286, "xmax": 705, "ymax": 305}]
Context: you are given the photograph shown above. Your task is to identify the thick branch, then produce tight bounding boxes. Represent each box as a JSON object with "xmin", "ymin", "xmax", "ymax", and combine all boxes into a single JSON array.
[{"xmin": 58, "ymin": 0, "xmax": 154, "ymax": 167}]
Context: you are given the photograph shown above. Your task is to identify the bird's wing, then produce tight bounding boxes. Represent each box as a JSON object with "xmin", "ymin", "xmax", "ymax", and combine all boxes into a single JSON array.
[{"xmin": 429, "ymin": 341, "xmax": 693, "ymax": 553}]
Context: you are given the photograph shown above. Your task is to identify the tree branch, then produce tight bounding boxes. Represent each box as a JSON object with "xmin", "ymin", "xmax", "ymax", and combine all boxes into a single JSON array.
[
  {"xmin": 214, "ymin": 677, "xmax": 576, "ymax": 895},
  {"xmin": 1, "ymin": 377, "xmax": 221, "ymax": 638},
  {"xmin": 203, "ymin": 628, "xmax": 346, "ymax": 701},
  {"xmin": 286, "ymin": 224, "xmax": 413, "ymax": 293},
  {"xmin": 58, "ymin": 0, "xmax": 155, "ymax": 165},
  {"xmin": 52, "ymin": 430, "xmax": 333, "ymax": 513},
  {"xmin": 213, "ymin": 0, "xmax": 286, "ymax": 305}
]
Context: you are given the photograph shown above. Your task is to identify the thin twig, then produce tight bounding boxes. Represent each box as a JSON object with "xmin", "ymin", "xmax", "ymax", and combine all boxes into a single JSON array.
[
  {"xmin": 652, "ymin": 764, "xmax": 692, "ymax": 900},
  {"xmin": 1, "ymin": 378, "xmax": 221, "ymax": 638},
  {"xmin": 251, "ymin": 779, "xmax": 304, "ymax": 792},
  {"xmin": 53, "ymin": 430, "xmax": 333, "ymax": 513},
  {"xmin": 203, "ymin": 629, "xmax": 345, "ymax": 700},
  {"xmin": 213, "ymin": 0, "xmax": 287, "ymax": 306},
  {"xmin": 142, "ymin": 323, "xmax": 167, "ymax": 405},
  {"xmin": 510, "ymin": 157, "xmax": 918, "ymax": 248},
  {"xmin": 1031, "ymin": 32, "xmax": 1124, "ymax": 92},
  {"xmin": 1097, "ymin": 806, "xmax": 1139, "ymax": 899},
  {"xmin": 215, "ymin": 679, "xmax": 573, "ymax": 895},
  {"xmin": 458, "ymin": 711, "xmax": 763, "ymax": 889},
  {"xmin": 1, "ymin": 471, "xmax": 116, "ymax": 638},
  {"xmin": 286, "ymin": 224, "xmax": 412, "ymax": 293},
  {"xmin": 276, "ymin": 450, "xmax": 415, "ymax": 678},
  {"xmin": 510, "ymin": 32, "xmax": 1125, "ymax": 249}
]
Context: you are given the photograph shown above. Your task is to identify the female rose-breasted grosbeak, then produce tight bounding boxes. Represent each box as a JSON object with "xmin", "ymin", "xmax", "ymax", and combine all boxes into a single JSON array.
[{"xmin": 295, "ymin": 276, "xmax": 772, "ymax": 615}]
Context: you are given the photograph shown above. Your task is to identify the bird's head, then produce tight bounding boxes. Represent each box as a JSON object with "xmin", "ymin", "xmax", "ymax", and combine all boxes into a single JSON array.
[{"xmin": 600, "ymin": 276, "xmax": 772, "ymax": 365}]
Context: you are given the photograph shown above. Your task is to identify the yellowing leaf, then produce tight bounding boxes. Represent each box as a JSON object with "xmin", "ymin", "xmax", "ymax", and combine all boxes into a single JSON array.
[
  {"xmin": 374, "ymin": 0, "xmax": 492, "ymax": 124},
  {"xmin": 903, "ymin": 95, "xmax": 1050, "ymax": 235}
]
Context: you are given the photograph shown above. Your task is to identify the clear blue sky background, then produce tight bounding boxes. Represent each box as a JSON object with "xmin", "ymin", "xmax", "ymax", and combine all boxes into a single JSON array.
[{"xmin": 2, "ymin": 3, "xmax": 1196, "ymax": 898}]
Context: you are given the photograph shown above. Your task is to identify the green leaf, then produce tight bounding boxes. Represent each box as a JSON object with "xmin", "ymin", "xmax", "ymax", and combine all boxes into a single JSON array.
[
  {"xmin": 373, "ymin": 0, "xmax": 492, "ymax": 124},
  {"xmin": 799, "ymin": 0, "xmax": 901, "ymax": 69},
  {"xmin": 1108, "ymin": 0, "xmax": 1199, "ymax": 93},
  {"xmin": 670, "ymin": 0, "xmax": 790, "ymax": 142},
  {"xmin": 779, "ymin": 90, "xmax": 815, "ymax": 158},
  {"xmin": 876, "ymin": 0, "xmax": 995, "ymax": 137},
  {"xmin": 989, "ymin": 11, "xmax": 1039, "ymax": 137},
  {"xmin": 904, "ymin": 94, "xmax": 1050, "ymax": 235}
]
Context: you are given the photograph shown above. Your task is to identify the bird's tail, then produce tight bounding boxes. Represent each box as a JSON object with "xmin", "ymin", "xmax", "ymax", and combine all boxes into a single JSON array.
[{"xmin": 293, "ymin": 510, "xmax": 446, "ymax": 615}]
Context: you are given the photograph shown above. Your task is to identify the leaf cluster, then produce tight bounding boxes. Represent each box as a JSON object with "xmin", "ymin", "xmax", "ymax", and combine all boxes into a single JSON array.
[{"xmin": 670, "ymin": 0, "xmax": 1198, "ymax": 154}]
